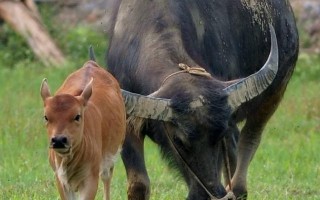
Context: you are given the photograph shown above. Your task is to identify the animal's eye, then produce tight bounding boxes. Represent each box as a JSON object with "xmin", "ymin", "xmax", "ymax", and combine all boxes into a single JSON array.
[
  {"xmin": 173, "ymin": 135, "xmax": 191, "ymax": 151},
  {"xmin": 173, "ymin": 134, "xmax": 192, "ymax": 152},
  {"xmin": 173, "ymin": 135, "xmax": 183, "ymax": 147},
  {"xmin": 74, "ymin": 114, "xmax": 81, "ymax": 122},
  {"xmin": 44, "ymin": 115, "xmax": 48, "ymax": 122}
]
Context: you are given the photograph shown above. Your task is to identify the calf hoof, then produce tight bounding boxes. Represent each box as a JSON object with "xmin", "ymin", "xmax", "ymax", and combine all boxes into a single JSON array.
[{"xmin": 128, "ymin": 182, "xmax": 150, "ymax": 200}]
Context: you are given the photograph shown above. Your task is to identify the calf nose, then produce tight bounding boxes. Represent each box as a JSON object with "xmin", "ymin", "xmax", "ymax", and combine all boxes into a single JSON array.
[{"xmin": 51, "ymin": 136, "xmax": 68, "ymax": 148}]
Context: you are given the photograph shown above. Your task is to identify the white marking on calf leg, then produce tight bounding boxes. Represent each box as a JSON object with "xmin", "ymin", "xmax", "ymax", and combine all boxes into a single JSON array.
[
  {"xmin": 55, "ymin": 159, "xmax": 77, "ymax": 200},
  {"xmin": 100, "ymin": 148, "xmax": 122, "ymax": 200},
  {"xmin": 100, "ymin": 148, "xmax": 121, "ymax": 180},
  {"xmin": 57, "ymin": 164, "xmax": 68, "ymax": 189},
  {"xmin": 78, "ymin": 175, "xmax": 99, "ymax": 200}
]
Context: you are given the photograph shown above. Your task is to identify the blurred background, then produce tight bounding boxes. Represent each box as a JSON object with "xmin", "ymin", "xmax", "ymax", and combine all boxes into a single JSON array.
[
  {"xmin": 0, "ymin": 0, "xmax": 319, "ymax": 199},
  {"xmin": 0, "ymin": 0, "xmax": 320, "ymax": 67}
]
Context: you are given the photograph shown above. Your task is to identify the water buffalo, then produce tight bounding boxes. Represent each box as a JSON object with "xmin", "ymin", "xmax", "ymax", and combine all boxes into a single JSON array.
[{"xmin": 106, "ymin": 0, "xmax": 299, "ymax": 199}]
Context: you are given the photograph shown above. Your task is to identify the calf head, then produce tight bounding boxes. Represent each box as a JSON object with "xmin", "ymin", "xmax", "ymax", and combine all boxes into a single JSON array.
[{"xmin": 40, "ymin": 78, "xmax": 93, "ymax": 156}]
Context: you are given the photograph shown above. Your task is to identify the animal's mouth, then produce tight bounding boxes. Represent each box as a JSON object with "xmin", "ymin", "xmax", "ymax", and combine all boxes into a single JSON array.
[
  {"xmin": 54, "ymin": 147, "xmax": 70, "ymax": 154},
  {"xmin": 50, "ymin": 145, "xmax": 71, "ymax": 155}
]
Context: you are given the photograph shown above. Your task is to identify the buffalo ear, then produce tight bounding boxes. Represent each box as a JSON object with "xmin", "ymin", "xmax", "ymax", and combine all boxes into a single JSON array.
[
  {"xmin": 81, "ymin": 78, "xmax": 93, "ymax": 106},
  {"xmin": 40, "ymin": 78, "xmax": 51, "ymax": 101}
]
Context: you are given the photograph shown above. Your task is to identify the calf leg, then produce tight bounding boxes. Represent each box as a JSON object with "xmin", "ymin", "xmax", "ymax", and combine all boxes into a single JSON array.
[
  {"xmin": 79, "ymin": 174, "xmax": 99, "ymax": 200},
  {"xmin": 55, "ymin": 176, "xmax": 69, "ymax": 200},
  {"xmin": 122, "ymin": 132, "xmax": 150, "ymax": 200},
  {"xmin": 56, "ymin": 175, "xmax": 79, "ymax": 200},
  {"xmin": 101, "ymin": 153, "xmax": 120, "ymax": 200},
  {"xmin": 101, "ymin": 166, "xmax": 114, "ymax": 200}
]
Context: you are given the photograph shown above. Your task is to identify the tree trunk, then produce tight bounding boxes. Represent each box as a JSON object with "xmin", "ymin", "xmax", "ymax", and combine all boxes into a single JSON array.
[{"xmin": 0, "ymin": 0, "xmax": 65, "ymax": 67}]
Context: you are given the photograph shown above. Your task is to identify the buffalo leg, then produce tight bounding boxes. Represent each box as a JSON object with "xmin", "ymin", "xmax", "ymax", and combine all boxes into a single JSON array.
[
  {"xmin": 231, "ymin": 94, "xmax": 282, "ymax": 199},
  {"xmin": 231, "ymin": 120, "xmax": 264, "ymax": 199},
  {"xmin": 121, "ymin": 132, "xmax": 150, "ymax": 200},
  {"xmin": 223, "ymin": 122, "xmax": 239, "ymax": 186}
]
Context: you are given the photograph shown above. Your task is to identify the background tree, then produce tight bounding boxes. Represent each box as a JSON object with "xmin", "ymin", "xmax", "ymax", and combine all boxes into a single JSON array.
[
  {"xmin": 0, "ymin": 0, "xmax": 319, "ymax": 67},
  {"xmin": 0, "ymin": 0, "xmax": 65, "ymax": 66}
]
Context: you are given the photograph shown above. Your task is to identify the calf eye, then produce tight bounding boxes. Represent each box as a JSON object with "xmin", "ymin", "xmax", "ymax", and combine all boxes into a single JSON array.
[
  {"xmin": 44, "ymin": 116, "xmax": 48, "ymax": 122},
  {"xmin": 74, "ymin": 114, "xmax": 81, "ymax": 121}
]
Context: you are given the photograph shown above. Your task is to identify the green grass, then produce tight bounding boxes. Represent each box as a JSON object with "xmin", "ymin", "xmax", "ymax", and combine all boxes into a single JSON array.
[
  {"xmin": 0, "ymin": 6, "xmax": 319, "ymax": 198},
  {"xmin": 0, "ymin": 53, "xmax": 319, "ymax": 199},
  {"xmin": 247, "ymin": 54, "xmax": 320, "ymax": 199}
]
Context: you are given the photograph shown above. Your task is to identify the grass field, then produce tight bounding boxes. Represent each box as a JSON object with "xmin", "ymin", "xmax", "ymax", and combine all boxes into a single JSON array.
[
  {"xmin": 0, "ymin": 18, "xmax": 319, "ymax": 199},
  {"xmin": 0, "ymin": 53, "xmax": 319, "ymax": 200}
]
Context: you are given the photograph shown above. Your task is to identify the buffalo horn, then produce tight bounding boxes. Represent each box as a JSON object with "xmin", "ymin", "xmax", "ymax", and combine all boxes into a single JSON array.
[
  {"xmin": 121, "ymin": 25, "xmax": 278, "ymax": 120},
  {"xmin": 223, "ymin": 24, "xmax": 279, "ymax": 111},
  {"xmin": 121, "ymin": 90, "xmax": 173, "ymax": 121},
  {"xmin": 121, "ymin": 89, "xmax": 205, "ymax": 121}
]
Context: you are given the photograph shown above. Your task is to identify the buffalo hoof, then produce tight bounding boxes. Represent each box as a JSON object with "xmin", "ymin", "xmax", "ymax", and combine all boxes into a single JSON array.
[
  {"xmin": 236, "ymin": 194, "xmax": 247, "ymax": 200},
  {"xmin": 233, "ymin": 189, "xmax": 247, "ymax": 200},
  {"xmin": 127, "ymin": 182, "xmax": 150, "ymax": 200},
  {"xmin": 226, "ymin": 185, "xmax": 247, "ymax": 200}
]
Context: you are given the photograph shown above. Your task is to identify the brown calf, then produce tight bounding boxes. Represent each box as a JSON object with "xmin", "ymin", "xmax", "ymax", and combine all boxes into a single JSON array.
[{"xmin": 40, "ymin": 60, "xmax": 126, "ymax": 200}]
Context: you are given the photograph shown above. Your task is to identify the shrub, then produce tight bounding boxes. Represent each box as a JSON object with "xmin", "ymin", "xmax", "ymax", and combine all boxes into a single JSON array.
[{"xmin": 0, "ymin": 4, "xmax": 107, "ymax": 69}]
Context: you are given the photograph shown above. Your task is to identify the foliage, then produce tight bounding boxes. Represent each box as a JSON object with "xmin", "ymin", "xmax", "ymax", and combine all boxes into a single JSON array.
[
  {"xmin": 59, "ymin": 26, "xmax": 108, "ymax": 66},
  {"xmin": 0, "ymin": 4, "xmax": 107, "ymax": 69},
  {"xmin": 293, "ymin": 53, "xmax": 320, "ymax": 81},
  {"xmin": 0, "ymin": 24, "xmax": 36, "ymax": 67},
  {"xmin": 296, "ymin": 23, "xmax": 312, "ymax": 49},
  {"xmin": 38, "ymin": 4, "xmax": 108, "ymax": 66}
]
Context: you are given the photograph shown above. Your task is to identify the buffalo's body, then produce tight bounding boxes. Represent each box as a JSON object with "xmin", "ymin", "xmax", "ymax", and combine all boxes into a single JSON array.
[{"xmin": 106, "ymin": 0, "xmax": 298, "ymax": 199}]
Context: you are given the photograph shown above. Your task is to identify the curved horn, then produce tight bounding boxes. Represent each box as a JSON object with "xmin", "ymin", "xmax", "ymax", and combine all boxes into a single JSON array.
[
  {"xmin": 121, "ymin": 90, "xmax": 173, "ymax": 121},
  {"xmin": 224, "ymin": 24, "xmax": 278, "ymax": 111},
  {"xmin": 122, "ymin": 89, "xmax": 205, "ymax": 121}
]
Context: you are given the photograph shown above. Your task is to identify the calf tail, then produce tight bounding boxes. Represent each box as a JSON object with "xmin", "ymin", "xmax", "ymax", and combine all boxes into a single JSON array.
[{"xmin": 89, "ymin": 45, "xmax": 96, "ymax": 61}]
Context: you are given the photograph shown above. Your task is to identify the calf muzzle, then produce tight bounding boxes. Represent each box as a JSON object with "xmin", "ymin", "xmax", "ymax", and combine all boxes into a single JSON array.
[{"xmin": 50, "ymin": 135, "xmax": 69, "ymax": 150}]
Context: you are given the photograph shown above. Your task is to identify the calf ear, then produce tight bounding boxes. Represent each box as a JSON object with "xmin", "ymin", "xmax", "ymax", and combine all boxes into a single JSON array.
[
  {"xmin": 40, "ymin": 78, "xmax": 51, "ymax": 101},
  {"xmin": 81, "ymin": 78, "xmax": 93, "ymax": 106}
]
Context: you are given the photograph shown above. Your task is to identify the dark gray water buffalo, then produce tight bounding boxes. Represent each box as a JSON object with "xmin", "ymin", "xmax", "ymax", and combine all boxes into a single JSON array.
[{"xmin": 106, "ymin": 0, "xmax": 299, "ymax": 199}]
